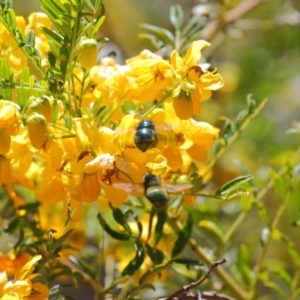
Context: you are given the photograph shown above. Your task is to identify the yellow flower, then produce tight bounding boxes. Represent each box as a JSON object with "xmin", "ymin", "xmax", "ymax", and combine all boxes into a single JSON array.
[
  {"xmin": 77, "ymin": 37, "xmax": 98, "ymax": 69},
  {"xmin": 170, "ymin": 40, "xmax": 224, "ymax": 119},
  {"xmin": 26, "ymin": 113, "xmax": 47, "ymax": 150},
  {"xmin": 0, "ymin": 17, "xmax": 27, "ymax": 70},
  {"xmin": 127, "ymin": 51, "xmax": 173, "ymax": 103},
  {"xmin": 0, "ymin": 255, "xmax": 49, "ymax": 300},
  {"xmin": 0, "ymin": 252, "xmax": 30, "ymax": 277},
  {"xmin": 0, "ymin": 100, "xmax": 21, "ymax": 135}
]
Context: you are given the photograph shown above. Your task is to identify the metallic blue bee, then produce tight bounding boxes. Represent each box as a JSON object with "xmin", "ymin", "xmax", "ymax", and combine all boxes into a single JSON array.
[{"xmin": 134, "ymin": 120, "xmax": 159, "ymax": 152}]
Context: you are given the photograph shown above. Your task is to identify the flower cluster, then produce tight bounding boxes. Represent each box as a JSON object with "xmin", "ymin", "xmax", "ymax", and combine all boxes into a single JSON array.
[
  {"xmin": 0, "ymin": 11, "xmax": 223, "ymax": 216},
  {"xmin": 0, "ymin": 255, "xmax": 49, "ymax": 300}
]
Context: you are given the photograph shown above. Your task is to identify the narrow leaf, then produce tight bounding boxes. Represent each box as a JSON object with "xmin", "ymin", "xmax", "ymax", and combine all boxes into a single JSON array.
[
  {"xmin": 139, "ymin": 263, "xmax": 168, "ymax": 285},
  {"xmin": 7, "ymin": 8, "xmax": 16, "ymax": 29},
  {"xmin": 25, "ymin": 30, "xmax": 35, "ymax": 47},
  {"xmin": 170, "ymin": 258, "xmax": 203, "ymax": 266},
  {"xmin": 140, "ymin": 23, "xmax": 175, "ymax": 46},
  {"xmin": 97, "ymin": 213, "xmax": 130, "ymax": 241},
  {"xmin": 68, "ymin": 255, "xmax": 96, "ymax": 278},
  {"xmin": 171, "ymin": 213, "xmax": 193, "ymax": 258},
  {"xmin": 109, "ymin": 202, "xmax": 132, "ymax": 234},
  {"xmin": 145, "ymin": 243, "xmax": 164, "ymax": 265},
  {"xmin": 48, "ymin": 229, "xmax": 74, "ymax": 253},
  {"xmin": 91, "ymin": 15, "xmax": 105, "ymax": 38},
  {"xmin": 121, "ymin": 240, "xmax": 145, "ymax": 276},
  {"xmin": 170, "ymin": 5, "xmax": 184, "ymax": 29},
  {"xmin": 225, "ymin": 187, "xmax": 249, "ymax": 200},
  {"xmin": 18, "ymin": 67, "xmax": 30, "ymax": 107},
  {"xmin": 154, "ymin": 209, "xmax": 167, "ymax": 246},
  {"xmin": 39, "ymin": 27, "xmax": 64, "ymax": 46},
  {"xmin": 215, "ymin": 175, "xmax": 253, "ymax": 196},
  {"xmin": 198, "ymin": 220, "xmax": 224, "ymax": 241}
]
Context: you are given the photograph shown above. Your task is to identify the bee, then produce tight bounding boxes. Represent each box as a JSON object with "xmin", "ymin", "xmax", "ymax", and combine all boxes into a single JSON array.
[
  {"xmin": 134, "ymin": 119, "xmax": 159, "ymax": 152},
  {"xmin": 113, "ymin": 173, "xmax": 193, "ymax": 210}
]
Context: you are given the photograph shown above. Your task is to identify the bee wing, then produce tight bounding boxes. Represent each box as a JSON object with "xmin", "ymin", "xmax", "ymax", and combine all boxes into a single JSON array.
[
  {"xmin": 113, "ymin": 182, "xmax": 144, "ymax": 194},
  {"xmin": 164, "ymin": 183, "xmax": 193, "ymax": 193}
]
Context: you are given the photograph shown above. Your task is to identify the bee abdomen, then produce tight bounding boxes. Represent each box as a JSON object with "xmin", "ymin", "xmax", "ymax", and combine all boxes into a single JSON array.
[{"xmin": 146, "ymin": 186, "xmax": 168, "ymax": 210}]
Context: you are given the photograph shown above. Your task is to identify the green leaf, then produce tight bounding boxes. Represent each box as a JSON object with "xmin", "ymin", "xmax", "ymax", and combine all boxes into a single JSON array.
[
  {"xmin": 225, "ymin": 187, "xmax": 249, "ymax": 200},
  {"xmin": 97, "ymin": 213, "xmax": 130, "ymax": 241},
  {"xmin": 0, "ymin": 58, "xmax": 12, "ymax": 100},
  {"xmin": 91, "ymin": 15, "xmax": 105, "ymax": 38},
  {"xmin": 14, "ymin": 27, "xmax": 25, "ymax": 44},
  {"xmin": 235, "ymin": 109, "xmax": 249, "ymax": 129},
  {"xmin": 154, "ymin": 209, "xmax": 167, "ymax": 246},
  {"xmin": 39, "ymin": 27, "xmax": 64, "ymax": 46},
  {"xmin": 145, "ymin": 243, "xmax": 164, "ymax": 265},
  {"xmin": 139, "ymin": 263, "xmax": 168, "ymax": 285},
  {"xmin": 84, "ymin": 0, "xmax": 95, "ymax": 11},
  {"xmin": 4, "ymin": 217, "xmax": 19, "ymax": 233},
  {"xmin": 68, "ymin": 256, "xmax": 96, "ymax": 278},
  {"xmin": 137, "ymin": 33, "xmax": 165, "ymax": 52},
  {"xmin": 109, "ymin": 202, "xmax": 132, "ymax": 234},
  {"xmin": 181, "ymin": 15, "xmax": 201, "ymax": 36},
  {"xmin": 17, "ymin": 202, "xmax": 40, "ymax": 211},
  {"xmin": 18, "ymin": 67, "xmax": 30, "ymax": 107},
  {"xmin": 281, "ymin": 235, "xmax": 300, "ymax": 267},
  {"xmin": 40, "ymin": 0, "xmax": 67, "ymax": 15},
  {"xmin": 170, "ymin": 258, "xmax": 203, "ymax": 266},
  {"xmin": 215, "ymin": 175, "xmax": 253, "ymax": 196},
  {"xmin": 247, "ymin": 94, "xmax": 257, "ymax": 114},
  {"xmin": 7, "ymin": 8, "xmax": 16, "ymax": 29},
  {"xmin": 170, "ymin": 5, "xmax": 184, "ymax": 30},
  {"xmin": 48, "ymin": 229, "xmax": 74, "ymax": 253},
  {"xmin": 139, "ymin": 23, "xmax": 175, "ymax": 46},
  {"xmin": 124, "ymin": 208, "xmax": 143, "ymax": 238},
  {"xmin": 48, "ymin": 51, "xmax": 57, "ymax": 68},
  {"xmin": 221, "ymin": 119, "xmax": 235, "ymax": 143},
  {"xmin": 25, "ymin": 29, "xmax": 35, "ymax": 47},
  {"xmin": 121, "ymin": 240, "xmax": 145, "ymax": 276},
  {"xmin": 171, "ymin": 213, "xmax": 193, "ymax": 258},
  {"xmin": 198, "ymin": 220, "xmax": 224, "ymax": 241}
]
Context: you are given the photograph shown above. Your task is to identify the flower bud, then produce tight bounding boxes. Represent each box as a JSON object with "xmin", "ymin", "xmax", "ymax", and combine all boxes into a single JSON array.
[
  {"xmin": 29, "ymin": 96, "xmax": 52, "ymax": 122},
  {"xmin": 0, "ymin": 128, "xmax": 11, "ymax": 155},
  {"xmin": 27, "ymin": 113, "xmax": 47, "ymax": 149},
  {"xmin": 172, "ymin": 90, "xmax": 193, "ymax": 120},
  {"xmin": 77, "ymin": 37, "xmax": 98, "ymax": 69}
]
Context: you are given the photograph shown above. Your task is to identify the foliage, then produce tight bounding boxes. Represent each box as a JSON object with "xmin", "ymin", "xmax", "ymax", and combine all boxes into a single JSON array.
[{"xmin": 0, "ymin": 0, "xmax": 299, "ymax": 299}]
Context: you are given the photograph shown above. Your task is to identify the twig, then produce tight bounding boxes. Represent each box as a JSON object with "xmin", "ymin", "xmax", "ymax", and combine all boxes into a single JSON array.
[
  {"xmin": 202, "ymin": 0, "xmax": 268, "ymax": 41},
  {"xmin": 165, "ymin": 259, "xmax": 228, "ymax": 300}
]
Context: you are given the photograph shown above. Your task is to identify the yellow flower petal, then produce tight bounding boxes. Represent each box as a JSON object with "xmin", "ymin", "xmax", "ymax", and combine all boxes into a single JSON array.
[
  {"xmin": 26, "ymin": 282, "xmax": 50, "ymax": 300},
  {"xmin": 15, "ymin": 255, "xmax": 41, "ymax": 280},
  {"xmin": 184, "ymin": 40, "xmax": 210, "ymax": 66}
]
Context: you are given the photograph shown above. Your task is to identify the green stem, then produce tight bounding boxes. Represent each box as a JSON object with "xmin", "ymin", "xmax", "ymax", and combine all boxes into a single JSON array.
[
  {"xmin": 250, "ymin": 189, "xmax": 292, "ymax": 297},
  {"xmin": 142, "ymin": 93, "xmax": 171, "ymax": 118},
  {"xmin": 290, "ymin": 268, "xmax": 300, "ymax": 300},
  {"xmin": 64, "ymin": 14, "xmax": 81, "ymax": 117},
  {"xmin": 203, "ymin": 98, "xmax": 268, "ymax": 179}
]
